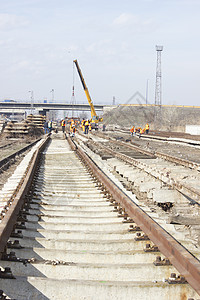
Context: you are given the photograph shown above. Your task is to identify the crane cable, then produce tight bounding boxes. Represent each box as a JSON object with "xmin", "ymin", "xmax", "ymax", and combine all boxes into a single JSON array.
[
  {"xmin": 72, "ymin": 62, "xmax": 75, "ymax": 98},
  {"xmin": 71, "ymin": 62, "xmax": 76, "ymax": 118}
]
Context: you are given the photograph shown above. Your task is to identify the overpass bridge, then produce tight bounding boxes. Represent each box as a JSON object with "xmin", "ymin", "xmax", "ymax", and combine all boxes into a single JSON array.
[
  {"xmin": 0, "ymin": 102, "xmax": 105, "ymax": 112},
  {"xmin": 0, "ymin": 102, "xmax": 115, "ymax": 118}
]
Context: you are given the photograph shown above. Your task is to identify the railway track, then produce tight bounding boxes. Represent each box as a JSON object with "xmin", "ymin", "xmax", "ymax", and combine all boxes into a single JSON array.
[
  {"xmin": 84, "ymin": 130, "xmax": 200, "ymax": 200},
  {"xmin": 0, "ymin": 138, "xmax": 43, "ymax": 193},
  {"xmin": 115, "ymin": 128, "xmax": 200, "ymax": 147},
  {"xmin": 0, "ymin": 138, "xmax": 42, "ymax": 173},
  {"xmin": 98, "ymin": 128, "xmax": 200, "ymax": 171},
  {"xmin": 81, "ymin": 132, "xmax": 200, "ymax": 230},
  {"xmin": 0, "ymin": 133, "xmax": 199, "ymax": 299}
]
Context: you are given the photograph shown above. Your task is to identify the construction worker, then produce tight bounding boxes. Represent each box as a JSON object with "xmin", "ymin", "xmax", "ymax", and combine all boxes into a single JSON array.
[
  {"xmin": 139, "ymin": 127, "xmax": 143, "ymax": 138},
  {"xmin": 70, "ymin": 121, "xmax": 74, "ymax": 133},
  {"xmin": 43, "ymin": 121, "xmax": 49, "ymax": 134},
  {"xmin": 61, "ymin": 119, "xmax": 65, "ymax": 133},
  {"xmin": 81, "ymin": 119, "xmax": 85, "ymax": 133},
  {"xmin": 84, "ymin": 119, "xmax": 89, "ymax": 134},
  {"xmin": 130, "ymin": 126, "xmax": 134, "ymax": 136},
  {"xmin": 72, "ymin": 125, "xmax": 76, "ymax": 137},
  {"xmin": 48, "ymin": 120, "xmax": 53, "ymax": 132},
  {"xmin": 89, "ymin": 122, "xmax": 92, "ymax": 132},
  {"xmin": 145, "ymin": 123, "xmax": 150, "ymax": 134},
  {"xmin": 136, "ymin": 127, "xmax": 141, "ymax": 135}
]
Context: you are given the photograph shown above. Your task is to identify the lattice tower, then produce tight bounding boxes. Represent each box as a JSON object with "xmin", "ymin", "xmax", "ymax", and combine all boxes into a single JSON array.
[{"xmin": 155, "ymin": 45, "xmax": 163, "ymax": 105}]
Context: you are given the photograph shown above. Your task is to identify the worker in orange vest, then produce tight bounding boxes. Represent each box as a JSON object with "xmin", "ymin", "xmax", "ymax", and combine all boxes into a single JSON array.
[
  {"xmin": 61, "ymin": 119, "xmax": 65, "ymax": 133},
  {"xmin": 130, "ymin": 126, "xmax": 134, "ymax": 136},
  {"xmin": 139, "ymin": 127, "xmax": 144, "ymax": 138},
  {"xmin": 81, "ymin": 119, "xmax": 85, "ymax": 133},
  {"xmin": 70, "ymin": 121, "xmax": 74, "ymax": 133},
  {"xmin": 72, "ymin": 125, "xmax": 76, "ymax": 137},
  {"xmin": 145, "ymin": 123, "xmax": 149, "ymax": 134},
  {"xmin": 84, "ymin": 120, "xmax": 89, "ymax": 134}
]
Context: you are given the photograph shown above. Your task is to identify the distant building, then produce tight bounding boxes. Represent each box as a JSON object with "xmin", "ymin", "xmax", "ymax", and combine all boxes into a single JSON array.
[{"xmin": 2, "ymin": 99, "xmax": 16, "ymax": 103}]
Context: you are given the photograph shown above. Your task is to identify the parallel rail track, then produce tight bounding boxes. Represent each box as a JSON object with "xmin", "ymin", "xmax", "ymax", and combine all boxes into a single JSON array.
[
  {"xmin": 0, "ymin": 133, "xmax": 199, "ymax": 299},
  {"xmin": 91, "ymin": 130, "xmax": 200, "ymax": 170},
  {"xmin": 0, "ymin": 138, "xmax": 42, "ymax": 174},
  {"xmin": 86, "ymin": 138, "xmax": 200, "ymax": 201},
  {"xmin": 84, "ymin": 130, "xmax": 200, "ymax": 203},
  {"xmin": 115, "ymin": 128, "xmax": 200, "ymax": 147}
]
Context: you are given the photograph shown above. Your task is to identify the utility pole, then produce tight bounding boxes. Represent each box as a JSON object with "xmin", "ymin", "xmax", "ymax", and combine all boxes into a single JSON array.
[
  {"xmin": 28, "ymin": 90, "xmax": 34, "ymax": 114},
  {"xmin": 146, "ymin": 79, "xmax": 149, "ymax": 105},
  {"xmin": 50, "ymin": 89, "xmax": 56, "ymax": 121},
  {"xmin": 155, "ymin": 45, "xmax": 163, "ymax": 105},
  {"xmin": 50, "ymin": 89, "xmax": 54, "ymax": 103}
]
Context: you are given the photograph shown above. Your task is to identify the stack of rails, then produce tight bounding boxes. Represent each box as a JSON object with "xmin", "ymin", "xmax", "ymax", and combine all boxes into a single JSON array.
[
  {"xmin": 4, "ymin": 115, "xmax": 45, "ymax": 137},
  {"xmin": 0, "ymin": 120, "xmax": 6, "ymax": 134},
  {"xmin": 26, "ymin": 114, "xmax": 46, "ymax": 129},
  {"xmin": 4, "ymin": 121, "xmax": 30, "ymax": 136}
]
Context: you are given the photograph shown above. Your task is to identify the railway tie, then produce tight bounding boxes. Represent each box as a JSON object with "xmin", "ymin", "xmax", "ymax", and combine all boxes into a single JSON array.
[{"xmin": 0, "ymin": 133, "xmax": 199, "ymax": 299}]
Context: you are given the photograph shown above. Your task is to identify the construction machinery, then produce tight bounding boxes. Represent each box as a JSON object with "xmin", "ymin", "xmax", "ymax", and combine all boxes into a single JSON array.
[{"xmin": 73, "ymin": 59, "xmax": 103, "ymax": 129}]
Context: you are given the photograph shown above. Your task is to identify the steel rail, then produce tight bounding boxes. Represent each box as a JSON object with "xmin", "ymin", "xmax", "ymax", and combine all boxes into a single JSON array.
[
  {"xmin": 0, "ymin": 141, "xmax": 17, "ymax": 150},
  {"xmin": 115, "ymin": 128, "xmax": 200, "ymax": 146},
  {"xmin": 0, "ymin": 136, "xmax": 50, "ymax": 255},
  {"xmin": 90, "ymin": 129, "xmax": 200, "ymax": 172},
  {"xmin": 68, "ymin": 135, "xmax": 200, "ymax": 295},
  {"xmin": 155, "ymin": 151, "xmax": 200, "ymax": 171},
  {"xmin": 0, "ymin": 138, "xmax": 42, "ymax": 170},
  {"xmin": 116, "ymin": 139, "xmax": 200, "ymax": 171},
  {"xmin": 88, "ymin": 139, "xmax": 200, "ymax": 205}
]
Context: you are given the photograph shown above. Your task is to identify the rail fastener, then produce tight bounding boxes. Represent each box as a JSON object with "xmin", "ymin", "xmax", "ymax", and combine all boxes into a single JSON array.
[
  {"xmin": 15, "ymin": 221, "xmax": 26, "ymax": 230},
  {"xmin": 134, "ymin": 232, "xmax": 150, "ymax": 241},
  {"xmin": 128, "ymin": 225, "xmax": 142, "ymax": 232},
  {"xmin": 153, "ymin": 256, "xmax": 171, "ymax": 266},
  {"xmin": 144, "ymin": 243, "xmax": 159, "ymax": 252},
  {"xmin": 166, "ymin": 273, "xmax": 187, "ymax": 284},
  {"xmin": 0, "ymin": 267, "xmax": 15, "ymax": 279},
  {"xmin": 122, "ymin": 217, "xmax": 134, "ymax": 223},
  {"xmin": 1, "ymin": 251, "xmax": 28, "ymax": 265},
  {"xmin": 10, "ymin": 230, "xmax": 23, "ymax": 239},
  {"xmin": 7, "ymin": 240, "xmax": 23, "ymax": 249}
]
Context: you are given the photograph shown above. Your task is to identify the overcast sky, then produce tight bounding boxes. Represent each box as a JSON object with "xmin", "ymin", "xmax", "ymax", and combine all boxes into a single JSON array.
[{"xmin": 0, "ymin": 0, "xmax": 200, "ymax": 106}]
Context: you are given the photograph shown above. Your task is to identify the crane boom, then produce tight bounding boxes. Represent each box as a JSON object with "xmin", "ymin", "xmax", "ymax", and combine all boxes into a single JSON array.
[{"xmin": 73, "ymin": 59, "xmax": 101, "ymax": 122}]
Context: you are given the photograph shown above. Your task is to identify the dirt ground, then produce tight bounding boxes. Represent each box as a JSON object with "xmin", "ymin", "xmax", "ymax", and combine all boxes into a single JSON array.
[{"xmin": 103, "ymin": 105, "xmax": 200, "ymax": 132}]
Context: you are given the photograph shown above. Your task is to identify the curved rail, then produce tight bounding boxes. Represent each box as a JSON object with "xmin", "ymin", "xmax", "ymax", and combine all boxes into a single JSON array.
[{"xmin": 68, "ymin": 135, "xmax": 200, "ymax": 296}]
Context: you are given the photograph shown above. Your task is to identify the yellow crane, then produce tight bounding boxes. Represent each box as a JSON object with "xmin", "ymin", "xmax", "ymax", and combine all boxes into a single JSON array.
[{"xmin": 73, "ymin": 59, "xmax": 103, "ymax": 128}]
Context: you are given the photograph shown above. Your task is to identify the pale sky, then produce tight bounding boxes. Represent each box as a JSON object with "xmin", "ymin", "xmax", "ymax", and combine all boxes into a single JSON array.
[{"xmin": 0, "ymin": 0, "xmax": 200, "ymax": 106}]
